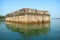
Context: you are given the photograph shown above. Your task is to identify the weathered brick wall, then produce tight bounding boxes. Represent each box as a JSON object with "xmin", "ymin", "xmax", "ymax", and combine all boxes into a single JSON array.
[{"xmin": 6, "ymin": 14, "xmax": 50, "ymax": 23}]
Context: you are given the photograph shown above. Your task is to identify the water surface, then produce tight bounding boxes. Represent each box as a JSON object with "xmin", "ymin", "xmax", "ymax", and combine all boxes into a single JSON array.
[{"xmin": 0, "ymin": 19, "xmax": 60, "ymax": 40}]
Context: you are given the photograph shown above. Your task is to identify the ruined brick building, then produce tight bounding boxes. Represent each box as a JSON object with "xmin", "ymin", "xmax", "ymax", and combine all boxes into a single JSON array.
[{"xmin": 6, "ymin": 8, "xmax": 50, "ymax": 23}]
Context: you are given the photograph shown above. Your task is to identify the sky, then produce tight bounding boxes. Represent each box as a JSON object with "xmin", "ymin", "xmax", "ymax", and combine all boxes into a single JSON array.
[{"xmin": 0, "ymin": 0, "xmax": 60, "ymax": 18}]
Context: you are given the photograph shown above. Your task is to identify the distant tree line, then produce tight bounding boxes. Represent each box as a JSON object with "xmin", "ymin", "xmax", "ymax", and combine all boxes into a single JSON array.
[{"xmin": 0, "ymin": 15, "xmax": 5, "ymax": 19}]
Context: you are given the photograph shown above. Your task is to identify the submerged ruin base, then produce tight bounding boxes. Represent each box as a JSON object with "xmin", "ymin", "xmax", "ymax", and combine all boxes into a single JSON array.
[{"xmin": 6, "ymin": 20, "xmax": 50, "ymax": 24}]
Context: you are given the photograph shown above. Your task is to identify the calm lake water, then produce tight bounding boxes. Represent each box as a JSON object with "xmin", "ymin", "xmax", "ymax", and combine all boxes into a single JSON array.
[{"xmin": 0, "ymin": 19, "xmax": 60, "ymax": 40}]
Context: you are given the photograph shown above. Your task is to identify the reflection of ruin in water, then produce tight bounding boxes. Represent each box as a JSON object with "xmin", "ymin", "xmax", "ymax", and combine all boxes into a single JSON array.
[{"xmin": 6, "ymin": 22, "xmax": 50, "ymax": 36}]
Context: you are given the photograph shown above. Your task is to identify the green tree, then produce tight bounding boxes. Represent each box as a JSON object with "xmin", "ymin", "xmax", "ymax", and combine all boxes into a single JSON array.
[{"xmin": 0, "ymin": 15, "xmax": 5, "ymax": 19}]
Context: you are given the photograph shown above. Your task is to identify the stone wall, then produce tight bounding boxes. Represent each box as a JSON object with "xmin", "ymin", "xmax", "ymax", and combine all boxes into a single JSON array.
[{"xmin": 6, "ymin": 14, "xmax": 50, "ymax": 23}]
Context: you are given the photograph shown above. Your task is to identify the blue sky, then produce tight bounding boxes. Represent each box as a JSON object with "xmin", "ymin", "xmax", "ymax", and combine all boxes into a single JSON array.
[{"xmin": 0, "ymin": 0, "xmax": 60, "ymax": 18}]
